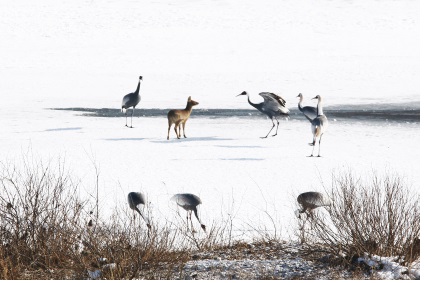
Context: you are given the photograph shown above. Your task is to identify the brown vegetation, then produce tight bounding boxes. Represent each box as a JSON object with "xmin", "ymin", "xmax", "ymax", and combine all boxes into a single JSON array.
[
  {"xmin": 296, "ymin": 170, "xmax": 420, "ymax": 271},
  {"xmin": 0, "ymin": 158, "xmax": 419, "ymax": 279}
]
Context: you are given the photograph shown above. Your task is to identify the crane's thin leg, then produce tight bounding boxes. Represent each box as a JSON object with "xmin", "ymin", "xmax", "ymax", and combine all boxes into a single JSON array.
[
  {"xmin": 310, "ymin": 143, "xmax": 315, "ymax": 157},
  {"xmin": 130, "ymin": 106, "xmax": 135, "ymax": 128},
  {"xmin": 125, "ymin": 110, "xmax": 128, "ymax": 127},
  {"xmin": 309, "ymin": 128, "xmax": 317, "ymax": 157},
  {"xmin": 317, "ymin": 134, "xmax": 324, "ymax": 157},
  {"xmin": 186, "ymin": 211, "xmax": 190, "ymax": 231},
  {"xmin": 272, "ymin": 118, "xmax": 280, "ymax": 137},
  {"xmin": 261, "ymin": 118, "xmax": 275, "ymax": 139},
  {"xmin": 189, "ymin": 210, "xmax": 195, "ymax": 232}
]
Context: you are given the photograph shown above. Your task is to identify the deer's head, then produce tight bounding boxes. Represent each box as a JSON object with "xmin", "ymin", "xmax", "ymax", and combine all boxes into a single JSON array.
[{"xmin": 188, "ymin": 96, "xmax": 199, "ymax": 106}]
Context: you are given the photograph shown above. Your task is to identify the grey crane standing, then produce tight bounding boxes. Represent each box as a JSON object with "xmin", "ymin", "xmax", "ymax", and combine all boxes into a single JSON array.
[
  {"xmin": 127, "ymin": 192, "xmax": 151, "ymax": 230},
  {"xmin": 121, "ymin": 76, "xmax": 142, "ymax": 128},
  {"xmin": 237, "ymin": 91, "xmax": 290, "ymax": 138},
  {"xmin": 295, "ymin": 191, "xmax": 330, "ymax": 218},
  {"xmin": 309, "ymin": 95, "xmax": 328, "ymax": 157},
  {"xmin": 297, "ymin": 93, "xmax": 317, "ymax": 122},
  {"xmin": 171, "ymin": 193, "xmax": 206, "ymax": 232}
]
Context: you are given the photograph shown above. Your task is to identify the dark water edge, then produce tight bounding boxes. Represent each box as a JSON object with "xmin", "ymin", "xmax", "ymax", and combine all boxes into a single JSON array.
[{"xmin": 51, "ymin": 102, "xmax": 420, "ymax": 123}]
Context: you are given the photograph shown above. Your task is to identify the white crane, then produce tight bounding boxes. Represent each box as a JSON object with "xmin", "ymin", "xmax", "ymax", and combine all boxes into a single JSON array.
[
  {"xmin": 295, "ymin": 192, "xmax": 330, "ymax": 218},
  {"xmin": 297, "ymin": 93, "xmax": 317, "ymax": 122},
  {"xmin": 237, "ymin": 91, "xmax": 290, "ymax": 138},
  {"xmin": 309, "ymin": 95, "xmax": 328, "ymax": 157},
  {"xmin": 171, "ymin": 193, "xmax": 206, "ymax": 232},
  {"xmin": 121, "ymin": 76, "xmax": 142, "ymax": 128},
  {"xmin": 127, "ymin": 192, "xmax": 151, "ymax": 230}
]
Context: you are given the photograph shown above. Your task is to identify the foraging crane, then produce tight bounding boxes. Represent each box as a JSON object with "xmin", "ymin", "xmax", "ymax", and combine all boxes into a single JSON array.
[
  {"xmin": 127, "ymin": 192, "xmax": 151, "ymax": 230},
  {"xmin": 121, "ymin": 76, "xmax": 142, "ymax": 128},
  {"xmin": 171, "ymin": 193, "xmax": 206, "ymax": 232},
  {"xmin": 237, "ymin": 91, "xmax": 290, "ymax": 138},
  {"xmin": 295, "ymin": 191, "xmax": 330, "ymax": 218},
  {"xmin": 297, "ymin": 93, "xmax": 317, "ymax": 122},
  {"xmin": 309, "ymin": 95, "xmax": 328, "ymax": 157}
]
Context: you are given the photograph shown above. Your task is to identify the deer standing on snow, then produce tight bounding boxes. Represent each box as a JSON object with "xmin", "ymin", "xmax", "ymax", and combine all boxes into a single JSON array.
[{"xmin": 167, "ymin": 96, "xmax": 199, "ymax": 140}]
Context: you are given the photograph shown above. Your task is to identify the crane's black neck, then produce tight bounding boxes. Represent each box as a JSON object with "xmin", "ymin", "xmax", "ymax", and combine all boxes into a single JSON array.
[
  {"xmin": 298, "ymin": 103, "xmax": 303, "ymax": 112},
  {"xmin": 298, "ymin": 96, "xmax": 304, "ymax": 111},
  {"xmin": 135, "ymin": 80, "xmax": 141, "ymax": 95},
  {"xmin": 247, "ymin": 96, "xmax": 261, "ymax": 111}
]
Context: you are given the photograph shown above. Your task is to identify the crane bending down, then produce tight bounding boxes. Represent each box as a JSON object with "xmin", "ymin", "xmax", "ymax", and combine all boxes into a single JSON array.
[
  {"xmin": 297, "ymin": 93, "xmax": 317, "ymax": 122},
  {"xmin": 295, "ymin": 192, "xmax": 330, "ymax": 218},
  {"xmin": 309, "ymin": 95, "xmax": 328, "ymax": 157},
  {"xmin": 237, "ymin": 91, "xmax": 290, "ymax": 138},
  {"xmin": 127, "ymin": 192, "xmax": 151, "ymax": 230},
  {"xmin": 121, "ymin": 76, "xmax": 142, "ymax": 128},
  {"xmin": 171, "ymin": 193, "xmax": 206, "ymax": 232}
]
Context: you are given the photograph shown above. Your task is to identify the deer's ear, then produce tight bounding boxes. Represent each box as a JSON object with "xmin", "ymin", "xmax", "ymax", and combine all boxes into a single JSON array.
[{"xmin": 188, "ymin": 96, "xmax": 192, "ymax": 101}]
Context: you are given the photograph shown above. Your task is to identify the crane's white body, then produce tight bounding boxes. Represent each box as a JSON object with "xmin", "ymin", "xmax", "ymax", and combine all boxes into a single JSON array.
[
  {"xmin": 127, "ymin": 192, "xmax": 151, "ymax": 229},
  {"xmin": 237, "ymin": 91, "xmax": 289, "ymax": 138},
  {"xmin": 258, "ymin": 92, "xmax": 290, "ymax": 116},
  {"xmin": 121, "ymin": 76, "xmax": 142, "ymax": 127},
  {"xmin": 295, "ymin": 191, "xmax": 330, "ymax": 218},
  {"xmin": 171, "ymin": 193, "xmax": 206, "ymax": 232}
]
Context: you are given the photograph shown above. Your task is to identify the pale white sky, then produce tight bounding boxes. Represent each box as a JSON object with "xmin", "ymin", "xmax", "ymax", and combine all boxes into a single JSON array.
[{"xmin": 0, "ymin": 0, "xmax": 419, "ymax": 109}]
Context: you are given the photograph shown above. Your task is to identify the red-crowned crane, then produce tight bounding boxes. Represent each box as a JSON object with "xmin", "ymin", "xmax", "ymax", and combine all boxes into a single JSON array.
[
  {"xmin": 295, "ymin": 191, "xmax": 330, "ymax": 218},
  {"xmin": 127, "ymin": 192, "xmax": 151, "ymax": 230},
  {"xmin": 309, "ymin": 95, "xmax": 328, "ymax": 157},
  {"xmin": 297, "ymin": 93, "xmax": 317, "ymax": 122},
  {"xmin": 171, "ymin": 193, "xmax": 206, "ymax": 232},
  {"xmin": 121, "ymin": 76, "xmax": 142, "ymax": 128},
  {"xmin": 237, "ymin": 91, "xmax": 290, "ymax": 138}
]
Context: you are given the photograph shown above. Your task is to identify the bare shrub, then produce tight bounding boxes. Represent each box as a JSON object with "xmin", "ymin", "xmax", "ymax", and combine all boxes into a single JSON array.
[
  {"xmin": 0, "ymin": 157, "xmax": 87, "ymax": 278},
  {"xmin": 0, "ymin": 156, "xmax": 236, "ymax": 279},
  {"xmin": 78, "ymin": 210, "xmax": 192, "ymax": 279},
  {"xmin": 299, "ymin": 170, "xmax": 420, "ymax": 266},
  {"xmin": 0, "ymin": 157, "xmax": 196, "ymax": 279}
]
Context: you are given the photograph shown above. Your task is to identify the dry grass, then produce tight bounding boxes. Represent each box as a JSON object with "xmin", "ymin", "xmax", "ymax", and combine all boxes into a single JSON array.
[
  {"xmin": 0, "ymin": 156, "xmax": 256, "ymax": 279},
  {"xmin": 0, "ymin": 157, "xmax": 419, "ymax": 279},
  {"xmin": 297, "ymin": 170, "xmax": 420, "ymax": 269},
  {"xmin": 0, "ymin": 157, "xmax": 198, "ymax": 279}
]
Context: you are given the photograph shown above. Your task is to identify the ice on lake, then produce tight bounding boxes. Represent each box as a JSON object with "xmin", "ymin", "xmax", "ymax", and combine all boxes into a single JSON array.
[{"xmin": 0, "ymin": 104, "xmax": 419, "ymax": 238}]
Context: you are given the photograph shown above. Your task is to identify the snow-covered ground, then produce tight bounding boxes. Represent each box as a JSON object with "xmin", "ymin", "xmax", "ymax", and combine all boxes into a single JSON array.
[{"xmin": 0, "ymin": 106, "xmax": 419, "ymax": 240}]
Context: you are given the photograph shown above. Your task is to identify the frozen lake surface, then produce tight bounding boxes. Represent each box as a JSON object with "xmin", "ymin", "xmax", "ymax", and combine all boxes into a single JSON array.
[{"xmin": 1, "ymin": 104, "xmax": 419, "ymax": 239}]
